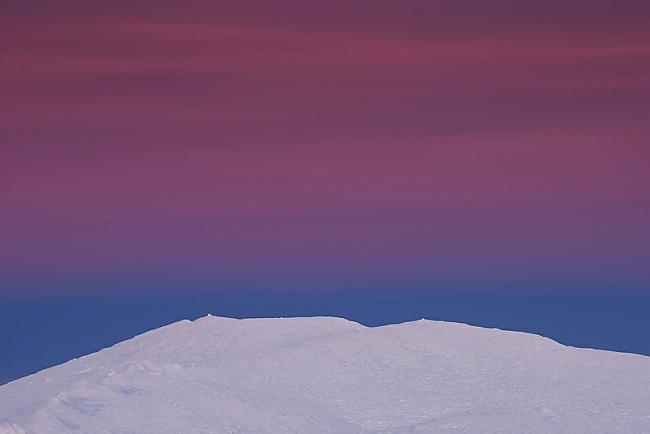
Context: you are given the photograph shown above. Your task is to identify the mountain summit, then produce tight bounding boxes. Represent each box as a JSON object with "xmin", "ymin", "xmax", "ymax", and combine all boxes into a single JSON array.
[{"xmin": 1, "ymin": 316, "xmax": 649, "ymax": 433}]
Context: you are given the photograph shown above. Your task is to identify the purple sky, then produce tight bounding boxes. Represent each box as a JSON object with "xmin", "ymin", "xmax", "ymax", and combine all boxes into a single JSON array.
[{"xmin": 2, "ymin": 0, "xmax": 650, "ymax": 297}]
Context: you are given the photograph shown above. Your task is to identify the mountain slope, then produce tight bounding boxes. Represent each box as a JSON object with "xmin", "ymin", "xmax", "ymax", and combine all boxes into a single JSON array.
[{"xmin": 1, "ymin": 316, "xmax": 649, "ymax": 433}]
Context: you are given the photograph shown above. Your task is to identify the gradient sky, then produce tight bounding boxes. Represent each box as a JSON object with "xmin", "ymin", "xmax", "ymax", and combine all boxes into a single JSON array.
[{"xmin": 2, "ymin": 0, "xmax": 650, "ymax": 298}]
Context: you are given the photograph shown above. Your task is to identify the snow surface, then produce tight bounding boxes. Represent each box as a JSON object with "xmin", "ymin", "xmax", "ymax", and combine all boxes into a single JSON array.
[{"xmin": 1, "ymin": 316, "xmax": 650, "ymax": 433}]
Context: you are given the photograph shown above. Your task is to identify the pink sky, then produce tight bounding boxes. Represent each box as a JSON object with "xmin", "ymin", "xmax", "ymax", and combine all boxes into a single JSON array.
[{"xmin": 2, "ymin": 0, "xmax": 649, "ymax": 297}]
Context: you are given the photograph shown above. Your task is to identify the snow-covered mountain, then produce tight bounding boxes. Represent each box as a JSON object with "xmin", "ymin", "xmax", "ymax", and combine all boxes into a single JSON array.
[{"xmin": 1, "ymin": 316, "xmax": 649, "ymax": 433}]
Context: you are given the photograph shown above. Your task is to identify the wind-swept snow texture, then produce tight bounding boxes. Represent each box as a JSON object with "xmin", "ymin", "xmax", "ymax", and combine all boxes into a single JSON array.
[{"xmin": 1, "ymin": 316, "xmax": 649, "ymax": 433}]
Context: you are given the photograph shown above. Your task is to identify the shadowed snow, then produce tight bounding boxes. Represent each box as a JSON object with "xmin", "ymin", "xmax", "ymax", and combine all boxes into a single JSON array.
[{"xmin": 1, "ymin": 316, "xmax": 649, "ymax": 433}]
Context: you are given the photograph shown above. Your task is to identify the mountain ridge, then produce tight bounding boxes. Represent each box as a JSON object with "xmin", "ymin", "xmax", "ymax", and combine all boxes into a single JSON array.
[{"xmin": 2, "ymin": 315, "xmax": 649, "ymax": 433}]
